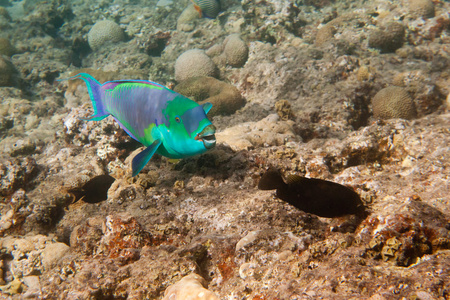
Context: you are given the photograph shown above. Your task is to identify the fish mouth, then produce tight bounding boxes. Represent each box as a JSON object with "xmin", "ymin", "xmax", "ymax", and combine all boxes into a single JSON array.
[{"xmin": 195, "ymin": 124, "xmax": 216, "ymax": 149}]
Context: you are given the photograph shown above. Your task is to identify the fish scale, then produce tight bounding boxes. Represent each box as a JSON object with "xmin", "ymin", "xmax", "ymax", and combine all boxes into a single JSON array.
[
  {"xmin": 62, "ymin": 73, "xmax": 216, "ymax": 176},
  {"xmin": 190, "ymin": 0, "xmax": 221, "ymax": 18},
  {"xmin": 104, "ymin": 83, "xmax": 172, "ymax": 144}
]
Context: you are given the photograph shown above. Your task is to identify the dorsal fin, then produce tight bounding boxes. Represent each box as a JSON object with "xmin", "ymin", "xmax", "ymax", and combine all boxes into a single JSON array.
[
  {"xmin": 102, "ymin": 79, "xmax": 166, "ymax": 91},
  {"xmin": 285, "ymin": 174, "xmax": 307, "ymax": 185}
]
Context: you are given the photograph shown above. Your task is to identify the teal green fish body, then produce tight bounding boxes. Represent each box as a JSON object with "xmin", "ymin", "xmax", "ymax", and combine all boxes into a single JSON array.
[{"xmin": 65, "ymin": 73, "xmax": 216, "ymax": 176}]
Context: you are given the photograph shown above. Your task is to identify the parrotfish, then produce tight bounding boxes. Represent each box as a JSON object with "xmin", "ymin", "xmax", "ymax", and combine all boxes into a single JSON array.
[
  {"xmin": 258, "ymin": 168, "xmax": 366, "ymax": 218},
  {"xmin": 65, "ymin": 73, "xmax": 216, "ymax": 177},
  {"xmin": 190, "ymin": 0, "xmax": 221, "ymax": 19}
]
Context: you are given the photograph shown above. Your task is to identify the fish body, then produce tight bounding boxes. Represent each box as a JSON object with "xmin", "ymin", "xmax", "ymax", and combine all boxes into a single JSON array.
[
  {"xmin": 258, "ymin": 169, "xmax": 366, "ymax": 218},
  {"xmin": 68, "ymin": 175, "xmax": 115, "ymax": 203},
  {"xmin": 190, "ymin": 0, "xmax": 221, "ymax": 18},
  {"xmin": 66, "ymin": 73, "xmax": 216, "ymax": 176}
]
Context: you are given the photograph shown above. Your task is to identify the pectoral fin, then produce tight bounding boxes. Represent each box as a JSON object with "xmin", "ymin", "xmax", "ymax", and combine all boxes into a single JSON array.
[
  {"xmin": 202, "ymin": 102, "xmax": 213, "ymax": 114},
  {"xmin": 131, "ymin": 140, "xmax": 161, "ymax": 177},
  {"xmin": 79, "ymin": 114, "xmax": 109, "ymax": 121}
]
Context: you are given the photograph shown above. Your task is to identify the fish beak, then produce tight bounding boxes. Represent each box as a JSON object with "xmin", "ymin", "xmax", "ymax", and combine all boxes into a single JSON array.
[{"xmin": 195, "ymin": 124, "xmax": 216, "ymax": 149}]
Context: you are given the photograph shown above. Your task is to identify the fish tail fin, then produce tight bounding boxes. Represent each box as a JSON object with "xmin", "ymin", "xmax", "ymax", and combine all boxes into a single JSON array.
[
  {"xmin": 258, "ymin": 168, "xmax": 286, "ymax": 190},
  {"xmin": 63, "ymin": 73, "xmax": 109, "ymax": 121}
]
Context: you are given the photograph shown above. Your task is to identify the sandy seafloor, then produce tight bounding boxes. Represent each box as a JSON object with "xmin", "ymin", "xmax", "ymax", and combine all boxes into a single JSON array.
[{"xmin": 0, "ymin": 0, "xmax": 450, "ymax": 299}]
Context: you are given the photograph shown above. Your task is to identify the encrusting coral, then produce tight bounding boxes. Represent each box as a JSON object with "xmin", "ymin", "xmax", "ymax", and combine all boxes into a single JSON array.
[
  {"xmin": 174, "ymin": 76, "xmax": 245, "ymax": 116},
  {"xmin": 87, "ymin": 20, "xmax": 125, "ymax": 51},
  {"xmin": 372, "ymin": 86, "xmax": 417, "ymax": 120}
]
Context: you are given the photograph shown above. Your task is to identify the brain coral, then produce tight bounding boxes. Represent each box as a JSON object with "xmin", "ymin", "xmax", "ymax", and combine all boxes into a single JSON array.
[
  {"xmin": 174, "ymin": 49, "xmax": 218, "ymax": 82},
  {"xmin": 0, "ymin": 38, "xmax": 16, "ymax": 57},
  {"xmin": 223, "ymin": 34, "xmax": 249, "ymax": 68},
  {"xmin": 409, "ymin": 0, "xmax": 435, "ymax": 19},
  {"xmin": 372, "ymin": 86, "xmax": 417, "ymax": 120},
  {"xmin": 368, "ymin": 22, "xmax": 405, "ymax": 53},
  {"xmin": 174, "ymin": 76, "xmax": 245, "ymax": 116},
  {"xmin": 0, "ymin": 56, "xmax": 18, "ymax": 87},
  {"xmin": 88, "ymin": 20, "xmax": 125, "ymax": 51}
]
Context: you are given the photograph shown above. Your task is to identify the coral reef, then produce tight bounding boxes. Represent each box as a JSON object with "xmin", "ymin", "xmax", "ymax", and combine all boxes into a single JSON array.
[
  {"xmin": 174, "ymin": 76, "xmax": 245, "ymax": 116},
  {"xmin": 97, "ymin": 214, "xmax": 153, "ymax": 263},
  {"xmin": 392, "ymin": 70, "xmax": 444, "ymax": 116},
  {"xmin": 162, "ymin": 273, "xmax": 218, "ymax": 300},
  {"xmin": 275, "ymin": 99, "xmax": 294, "ymax": 121},
  {"xmin": 372, "ymin": 86, "xmax": 417, "ymax": 120},
  {"xmin": 87, "ymin": 20, "xmax": 125, "ymax": 51},
  {"xmin": 313, "ymin": 12, "xmax": 373, "ymax": 52},
  {"xmin": 13, "ymin": 50, "xmax": 69, "ymax": 85},
  {"xmin": 216, "ymin": 114, "xmax": 296, "ymax": 151},
  {"xmin": 0, "ymin": 7, "xmax": 11, "ymax": 21},
  {"xmin": 13, "ymin": 0, "xmax": 73, "ymax": 39},
  {"xmin": 0, "ymin": 157, "xmax": 37, "ymax": 197},
  {"xmin": 0, "ymin": 0, "xmax": 450, "ymax": 298},
  {"xmin": 174, "ymin": 49, "xmax": 218, "ymax": 82},
  {"xmin": 0, "ymin": 235, "xmax": 70, "ymax": 279},
  {"xmin": 83, "ymin": 43, "xmax": 151, "ymax": 73},
  {"xmin": 362, "ymin": 195, "xmax": 448, "ymax": 267}
]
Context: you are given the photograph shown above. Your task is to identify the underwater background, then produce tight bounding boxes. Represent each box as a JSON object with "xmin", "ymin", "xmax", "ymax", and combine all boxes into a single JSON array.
[{"xmin": 0, "ymin": 0, "xmax": 449, "ymax": 298}]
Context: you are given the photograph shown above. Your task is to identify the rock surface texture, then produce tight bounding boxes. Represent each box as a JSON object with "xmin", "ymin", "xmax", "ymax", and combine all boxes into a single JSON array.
[{"xmin": 0, "ymin": 0, "xmax": 449, "ymax": 299}]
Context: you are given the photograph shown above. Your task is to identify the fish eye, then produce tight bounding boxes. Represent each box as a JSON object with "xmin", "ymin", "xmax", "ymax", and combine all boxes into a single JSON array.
[{"xmin": 175, "ymin": 116, "xmax": 181, "ymax": 123}]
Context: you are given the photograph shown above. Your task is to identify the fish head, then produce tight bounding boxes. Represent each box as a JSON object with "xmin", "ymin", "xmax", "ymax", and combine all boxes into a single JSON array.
[{"xmin": 162, "ymin": 98, "xmax": 216, "ymax": 157}]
